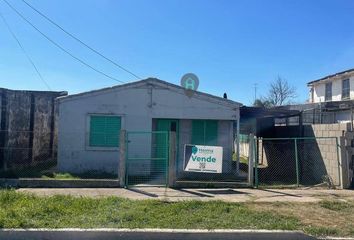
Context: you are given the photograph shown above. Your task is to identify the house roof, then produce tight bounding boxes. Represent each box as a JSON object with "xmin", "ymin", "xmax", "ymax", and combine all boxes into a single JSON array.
[
  {"xmin": 57, "ymin": 78, "xmax": 242, "ymax": 107},
  {"xmin": 307, "ymin": 68, "xmax": 354, "ymax": 86},
  {"xmin": 240, "ymin": 106, "xmax": 300, "ymax": 119}
]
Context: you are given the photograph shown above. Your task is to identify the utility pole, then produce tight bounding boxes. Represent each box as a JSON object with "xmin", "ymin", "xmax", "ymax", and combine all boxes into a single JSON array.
[{"xmin": 254, "ymin": 83, "xmax": 258, "ymax": 103}]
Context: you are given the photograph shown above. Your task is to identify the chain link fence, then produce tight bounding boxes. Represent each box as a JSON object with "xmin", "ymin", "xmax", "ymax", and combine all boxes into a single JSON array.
[
  {"xmin": 125, "ymin": 131, "xmax": 169, "ymax": 187},
  {"xmin": 0, "ymin": 130, "xmax": 57, "ymax": 178},
  {"xmin": 254, "ymin": 137, "xmax": 341, "ymax": 188},
  {"xmin": 174, "ymin": 130, "xmax": 248, "ymax": 185},
  {"xmin": 1, "ymin": 128, "xmax": 341, "ymax": 189},
  {"xmin": 0, "ymin": 130, "xmax": 119, "ymax": 180},
  {"xmin": 0, "ymin": 128, "xmax": 249, "ymax": 186}
]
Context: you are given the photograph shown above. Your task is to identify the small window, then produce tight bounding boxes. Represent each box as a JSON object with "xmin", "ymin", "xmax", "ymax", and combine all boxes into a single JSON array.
[
  {"xmin": 89, "ymin": 115, "xmax": 121, "ymax": 147},
  {"xmin": 342, "ymin": 79, "xmax": 350, "ymax": 100},
  {"xmin": 191, "ymin": 120, "xmax": 218, "ymax": 145},
  {"xmin": 325, "ymin": 82, "xmax": 332, "ymax": 101}
]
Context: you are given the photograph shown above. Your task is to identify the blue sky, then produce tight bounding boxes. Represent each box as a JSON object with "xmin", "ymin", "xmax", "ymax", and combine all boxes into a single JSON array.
[{"xmin": 1, "ymin": 0, "xmax": 354, "ymax": 105}]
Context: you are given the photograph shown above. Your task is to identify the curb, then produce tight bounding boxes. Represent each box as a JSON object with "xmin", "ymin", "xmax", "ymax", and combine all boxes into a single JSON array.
[
  {"xmin": 0, "ymin": 228, "xmax": 308, "ymax": 232},
  {"xmin": 319, "ymin": 238, "xmax": 354, "ymax": 240},
  {"xmin": 0, "ymin": 228, "xmax": 316, "ymax": 240}
]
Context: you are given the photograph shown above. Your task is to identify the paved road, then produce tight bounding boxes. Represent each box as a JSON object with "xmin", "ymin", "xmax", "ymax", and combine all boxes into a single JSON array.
[{"xmin": 0, "ymin": 229, "xmax": 317, "ymax": 240}]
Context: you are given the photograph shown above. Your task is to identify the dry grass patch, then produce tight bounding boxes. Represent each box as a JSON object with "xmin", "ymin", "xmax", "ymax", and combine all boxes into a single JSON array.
[{"xmin": 250, "ymin": 200, "xmax": 354, "ymax": 237}]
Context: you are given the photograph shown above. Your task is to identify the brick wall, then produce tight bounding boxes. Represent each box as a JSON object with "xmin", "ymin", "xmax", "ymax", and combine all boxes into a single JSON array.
[{"xmin": 303, "ymin": 123, "xmax": 352, "ymax": 188}]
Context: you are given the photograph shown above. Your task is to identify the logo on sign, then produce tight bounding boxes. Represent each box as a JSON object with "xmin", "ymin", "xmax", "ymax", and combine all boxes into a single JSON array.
[
  {"xmin": 181, "ymin": 73, "xmax": 199, "ymax": 97},
  {"xmin": 192, "ymin": 146, "xmax": 198, "ymax": 154}
]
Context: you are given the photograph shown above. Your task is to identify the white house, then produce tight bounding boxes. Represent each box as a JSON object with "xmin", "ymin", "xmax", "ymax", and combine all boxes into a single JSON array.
[
  {"xmin": 308, "ymin": 68, "xmax": 354, "ymax": 103},
  {"xmin": 56, "ymin": 78, "xmax": 242, "ymax": 184}
]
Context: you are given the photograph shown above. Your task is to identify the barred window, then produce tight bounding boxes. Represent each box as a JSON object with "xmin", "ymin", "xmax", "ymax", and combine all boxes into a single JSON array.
[
  {"xmin": 342, "ymin": 79, "xmax": 350, "ymax": 100},
  {"xmin": 325, "ymin": 82, "xmax": 332, "ymax": 101}
]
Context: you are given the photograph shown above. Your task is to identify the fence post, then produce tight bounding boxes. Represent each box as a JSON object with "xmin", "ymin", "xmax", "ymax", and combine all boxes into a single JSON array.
[
  {"xmin": 254, "ymin": 136, "xmax": 259, "ymax": 188},
  {"xmin": 119, "ymin": 130, "xmax": 126, "ymax": 188},
  {"xmin": 248, "ymin": 134, "xmax": 254, "ymax": 187},
  {"xmin": 337, "ymin": 137, "xmax": 343, "ymax": 189},
  {"xmin": 236, "ymin": 120, "xmax": 240, "ymax": 174},
  {"xmin": 294, "ymin": 138, "xmax": 300, "ymax": 187},
  {"xmin": 168, "ymin": 131, "xmax": 176, "ymax": 188}
]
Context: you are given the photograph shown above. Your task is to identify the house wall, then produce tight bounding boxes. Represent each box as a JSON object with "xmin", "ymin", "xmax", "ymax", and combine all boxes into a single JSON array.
[
  {"xmin": 311, "ymin": 75, "xmax": 354, "ymax": 103},
  {"xmin": 57, "ymin": 83, "xmax": 239, "ymax": 174}
]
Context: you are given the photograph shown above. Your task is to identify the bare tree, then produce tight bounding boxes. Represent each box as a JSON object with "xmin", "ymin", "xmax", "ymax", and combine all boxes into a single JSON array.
[
  {"xmin": 253, "ymin": 98, "xmax": 272, "ymax": 108},
  {"xmin": 265, "ymin": 77, "xmax": 296, "ymax": 106}
]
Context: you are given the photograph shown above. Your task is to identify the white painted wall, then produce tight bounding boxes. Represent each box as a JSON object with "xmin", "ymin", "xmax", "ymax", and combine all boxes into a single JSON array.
[{"xmin": 310, "ymin": 75, "xmax": 354, "ymax": 103}]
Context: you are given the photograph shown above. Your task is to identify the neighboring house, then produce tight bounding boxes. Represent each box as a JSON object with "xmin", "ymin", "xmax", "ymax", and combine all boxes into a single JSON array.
[
  {"xmin": 57, "ymin": 78, "xmax": 241, "ymax": 176},
  {"xmin": 279, "ymin": 68, "xmax": 354, "ymax": 124},
  {"xmin": 308, "ymin": 68, "xmax": 354, "ymax": 103},
  {"xmin": 0, "ymin": 88, "xmax": 67, "ymax": 171}
]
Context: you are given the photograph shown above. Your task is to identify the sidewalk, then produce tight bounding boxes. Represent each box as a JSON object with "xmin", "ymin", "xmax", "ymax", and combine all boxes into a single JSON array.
[{"xmin": 17, "ymin": 187, "xmax": 354, "ymax": 202}]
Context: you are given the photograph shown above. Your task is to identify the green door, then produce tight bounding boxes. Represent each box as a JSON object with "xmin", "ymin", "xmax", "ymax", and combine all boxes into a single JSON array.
[
  {"xmin": 191, "ymin": 120, "xmax": 218, "ymax": 145},
  {"xmin": 154, "ymin": 119, "xmax": 179, "ymax": 174}
]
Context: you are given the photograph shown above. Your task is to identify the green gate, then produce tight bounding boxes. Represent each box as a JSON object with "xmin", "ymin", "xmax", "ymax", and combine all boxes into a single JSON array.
[{"xmin": 125, "ymin": 131, "xmax": 169, "ymax": 187}]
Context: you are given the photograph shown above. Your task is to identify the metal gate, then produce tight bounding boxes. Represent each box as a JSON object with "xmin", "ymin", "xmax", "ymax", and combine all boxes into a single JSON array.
[{"xmin": 125, "ymin": 131, "xmax": 169, "ymax": 187}]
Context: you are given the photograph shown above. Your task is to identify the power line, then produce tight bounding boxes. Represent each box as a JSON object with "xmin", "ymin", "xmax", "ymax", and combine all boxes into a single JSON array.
[
  {"xmin": 21, "ymin": 0, "xmax": 141, "ymax": 80},
  {"xmin": 2, "ymin": 0, "xmax": 125, "ymax": 84},
  {"xmin": 0, "ymin": 11, "xmax": 51, "ymax": 90}
]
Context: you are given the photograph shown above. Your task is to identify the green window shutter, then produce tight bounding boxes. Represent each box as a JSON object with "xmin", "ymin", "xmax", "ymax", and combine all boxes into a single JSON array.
[
  {"xmin": 205, "ymin": 120, "xmax": 218, "ymax": 145},
  {"xmin": 105, "ymin": 117, "xmax": 121, "ymax": 147},
  {"xmin": 192, "ymin": 120, "xmax": 218, "ymax": 145},
  {"xmin": 89, "ymin": 116, "xmax": 106, "ymax": 147},
  {"xmin": 89, "ymin": 116, "xmax": 121, "ymax": 147},
  {"xmin": 192, "ymin": 120, "xmax": 205, "ymax": 145}
]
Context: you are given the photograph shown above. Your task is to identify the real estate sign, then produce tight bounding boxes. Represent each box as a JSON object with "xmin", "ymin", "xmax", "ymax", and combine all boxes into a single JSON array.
[{"xmin": 184, "ymin": 144, "xmax": 223, "ymax": 173}]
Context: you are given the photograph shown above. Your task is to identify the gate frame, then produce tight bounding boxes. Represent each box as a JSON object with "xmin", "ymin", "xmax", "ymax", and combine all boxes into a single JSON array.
[{"xmin": 121, "ymin": 130, "xmax": 171, "ymax": 188}]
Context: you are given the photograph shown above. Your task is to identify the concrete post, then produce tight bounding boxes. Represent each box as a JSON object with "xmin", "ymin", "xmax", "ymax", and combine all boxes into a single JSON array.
[
  {"xmin": 236, "ymin": 120, "xmax": 240, "ymax": 175},
  {"xmin": 119, "ymin": 130, "xmax": 126, "ymax": 188},
  {"xmin": 248, "ymin": 133, "xmax": 254, "ymax": 187},
  {"xmin": 294, "ymin": 138, "xmax": 300, "ymax": 187},
  {"xmin": 168, "ymin": 131, "xmax": 177, "ymax": 188},
  {"xmin": 339, "ymin": 136, "xmax": 349, "ymax": 189}
]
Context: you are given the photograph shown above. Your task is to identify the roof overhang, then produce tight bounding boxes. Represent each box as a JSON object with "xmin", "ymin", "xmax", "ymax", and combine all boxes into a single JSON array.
[
  {"xmin": 240, "ymin": 106, "xmax": 300, "ymax": 119},
  {"xmin": 307, "ymin": 68, "xmax": 354, "ymax": 86}
]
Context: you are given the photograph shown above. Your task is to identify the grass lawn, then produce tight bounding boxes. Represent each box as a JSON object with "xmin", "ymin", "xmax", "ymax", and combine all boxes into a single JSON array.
[
  {"xmin": 41, "ymin": 173, "xmax": 81, "ymax": 180},
  {"xmin": 0, "ymin": 190, "xmax": 353, "ymax": 237}
]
